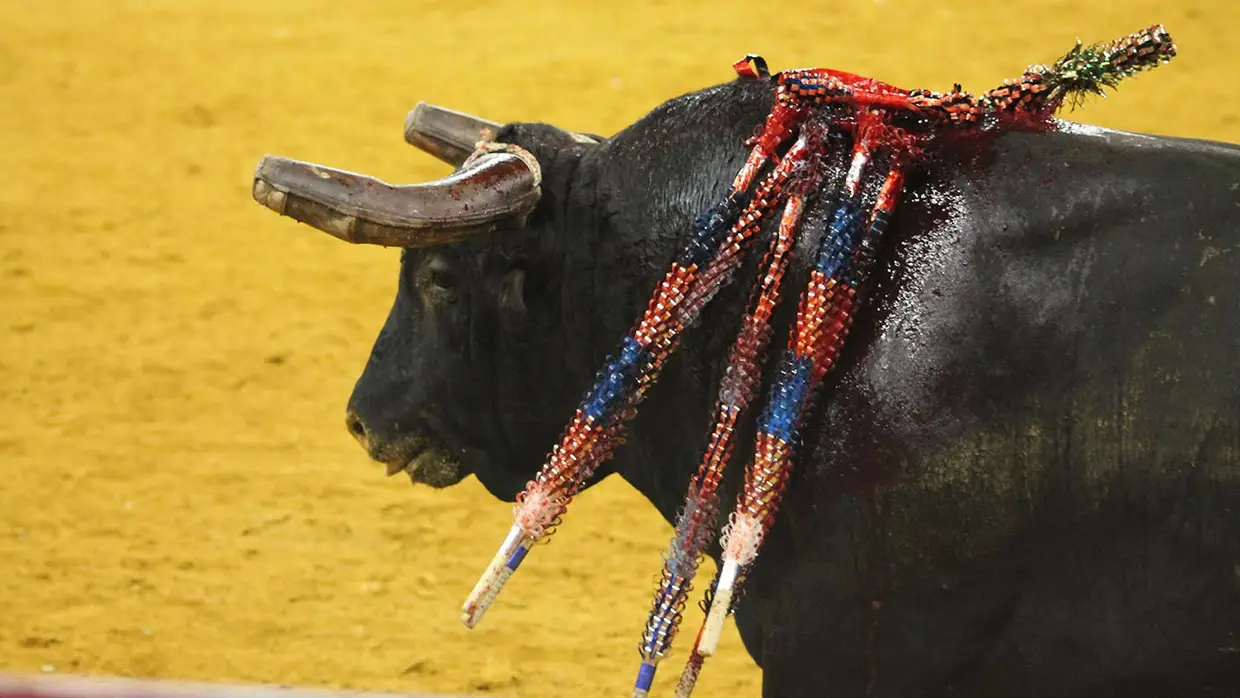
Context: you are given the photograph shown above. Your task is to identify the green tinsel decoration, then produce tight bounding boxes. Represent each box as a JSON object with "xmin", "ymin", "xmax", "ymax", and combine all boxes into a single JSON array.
[{"xmin": 1047, "ymin": 24, "xmax": 1178, "ymax": 109}]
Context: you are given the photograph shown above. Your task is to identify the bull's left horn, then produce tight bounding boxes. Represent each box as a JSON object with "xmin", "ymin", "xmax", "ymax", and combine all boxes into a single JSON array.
[{"xmin": 251, "ymin": 147, "xmax": 541, "ymax": 248}]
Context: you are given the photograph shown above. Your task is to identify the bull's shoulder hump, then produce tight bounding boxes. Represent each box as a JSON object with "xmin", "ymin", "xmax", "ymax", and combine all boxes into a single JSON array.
[
  {"xmin": 946, "ymin": 122, "xmax": 1240, "ymax": 221},
  {"xmin": 1048, "ymin": 120, "xmax": 1240, "ymax": 161}
]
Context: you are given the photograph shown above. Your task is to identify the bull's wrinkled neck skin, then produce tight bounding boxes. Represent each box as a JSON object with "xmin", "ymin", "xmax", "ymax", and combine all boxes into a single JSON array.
[{"xmin": 562, "ymin": 78, "xmax": 779, "ymax": 528}]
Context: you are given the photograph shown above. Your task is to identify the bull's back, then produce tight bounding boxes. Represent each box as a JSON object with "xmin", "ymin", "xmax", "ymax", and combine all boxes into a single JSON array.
[{"xmin": 752, "ymin": 126, "xmax": 1240, "ymax": 697}]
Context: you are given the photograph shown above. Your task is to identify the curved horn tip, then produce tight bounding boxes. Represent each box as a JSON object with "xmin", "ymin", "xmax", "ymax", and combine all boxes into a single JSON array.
[
  {"xmin": 252, "ymin": 157, "xmax": 288, "ymax": 215},
  {"xmin": 251, "ymin": 155, "xmax": 360, "ymax": 244}
]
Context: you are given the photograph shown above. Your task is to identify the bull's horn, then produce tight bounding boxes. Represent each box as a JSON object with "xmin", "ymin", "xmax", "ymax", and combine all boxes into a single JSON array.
[
  {"xmin": 403, "ymin": 102, "xmax": 502, "ymax": 167},
  {"xmin": 251, "ymin": 147, "xmax": 541, "ymax": 248},
  {"xmin": 404, "ymin": 102, "xmax": 602, "ymax": 167}
]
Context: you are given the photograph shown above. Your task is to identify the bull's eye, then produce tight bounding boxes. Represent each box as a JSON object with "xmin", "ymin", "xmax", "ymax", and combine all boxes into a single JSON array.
[
  {"xmin": 429, "ymin": 268, "xmax": 457, "ymax": 293},
  {"xmin": 420, "ymin": 256, "xmax": 459, "ymax": 304}
]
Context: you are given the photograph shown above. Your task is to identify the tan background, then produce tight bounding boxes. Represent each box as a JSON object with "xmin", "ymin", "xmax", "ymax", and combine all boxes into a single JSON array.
[{"xmin": 1, "ymin": 1, "xmax": 1236, "ymax": 697}]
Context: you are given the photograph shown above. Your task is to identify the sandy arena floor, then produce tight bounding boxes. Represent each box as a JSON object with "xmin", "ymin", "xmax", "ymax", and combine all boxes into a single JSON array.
[{"xmin": 1, "ymin": 1, "xmax": 1237, "ymax": 697}]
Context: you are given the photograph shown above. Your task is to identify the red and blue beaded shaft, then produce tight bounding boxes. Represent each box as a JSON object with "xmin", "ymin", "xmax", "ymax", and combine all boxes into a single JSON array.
[
  {"xmin": 692, "ymin": 113, "xmax": 905, "ymax": 660},
  {"xmin": 631, "ymin": 120, "xmax": 838, "ymax": 698},
  {"xmin": 768, "ymin": 23, "xmax": 1174, "ymax": 128},
  {"xmin": 671, "ymin": 160, "xmax": 908, "ymax": 698}
]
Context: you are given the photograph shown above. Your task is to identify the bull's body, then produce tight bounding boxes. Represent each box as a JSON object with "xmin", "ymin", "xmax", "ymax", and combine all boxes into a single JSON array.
[
  {"xmin": 556, "ymin": 80, "xmax": 1240, "ymax": 697},
  {"xmin": 285, "ymin": 78, "xmax": 1240, "ymax": 696}
]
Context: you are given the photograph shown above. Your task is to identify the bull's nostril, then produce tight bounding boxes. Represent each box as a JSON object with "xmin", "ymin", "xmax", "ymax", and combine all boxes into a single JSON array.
[{"xmin": 345, "ymin": 412, "xmax": 367, "ymax": 443}]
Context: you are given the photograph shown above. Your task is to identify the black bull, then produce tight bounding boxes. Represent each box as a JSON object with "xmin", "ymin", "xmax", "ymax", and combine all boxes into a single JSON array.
[{"xmin": 262, "ymin": 77, "xmax": 1240, "ymax": 696}]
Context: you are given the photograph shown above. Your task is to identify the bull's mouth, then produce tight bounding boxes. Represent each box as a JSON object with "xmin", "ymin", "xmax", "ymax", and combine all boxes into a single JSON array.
[
  {"xmin": 358, "ymin": 411, "xmax": 525, "ymax": 500},
  {"xmin": 380, "ymin": 413, "xmax": 471, "ymax": 488},
  {"xmin": 387, "ymin": 444, "xmax": 466, "ymax": 488}
]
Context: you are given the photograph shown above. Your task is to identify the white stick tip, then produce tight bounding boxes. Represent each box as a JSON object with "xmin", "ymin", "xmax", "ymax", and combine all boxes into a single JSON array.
[
  {"xmin": 461, "ymin": 533, "xmax": 526, "ymax": 629},
  {"xmin": 697, "ymin": 585, "xmax": 733, "ymax": 657}
]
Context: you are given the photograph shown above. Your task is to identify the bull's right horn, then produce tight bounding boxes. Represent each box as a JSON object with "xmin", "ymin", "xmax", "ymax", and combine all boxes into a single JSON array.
[
  {"xmin": 403, "ymin": 102, "xmax": 502, "ymax": 168},
  {"xmin": 251, "ymin": 145, "xmax": 541, "ymax": 248}
]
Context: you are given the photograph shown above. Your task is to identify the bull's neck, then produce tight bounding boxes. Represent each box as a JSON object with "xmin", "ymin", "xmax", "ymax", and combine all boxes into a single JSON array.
[{"xmin": 557, "ymin": 78, "xmax": 781, "ymax": 527}]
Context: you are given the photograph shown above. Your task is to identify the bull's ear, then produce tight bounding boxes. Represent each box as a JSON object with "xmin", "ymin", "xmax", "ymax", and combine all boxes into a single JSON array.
[
  {"xmin": 568, "ymin": 131, "xmax": 607, "ymax": 145},
  {"xmin": 498, "ymin": 268, "xmax": 527, "ymax": 315}
]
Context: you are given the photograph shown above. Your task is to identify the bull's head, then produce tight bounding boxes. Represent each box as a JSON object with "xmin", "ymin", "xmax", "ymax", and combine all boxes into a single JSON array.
[{"xmin": 253, "ymin": 104, "xmax": 606, "ymax": 500}]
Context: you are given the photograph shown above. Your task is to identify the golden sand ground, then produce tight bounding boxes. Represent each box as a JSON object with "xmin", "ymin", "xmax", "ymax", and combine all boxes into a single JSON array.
[{"xmin": 0, "ymin": 1, "xmax": 1236, "ymax": 696}]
